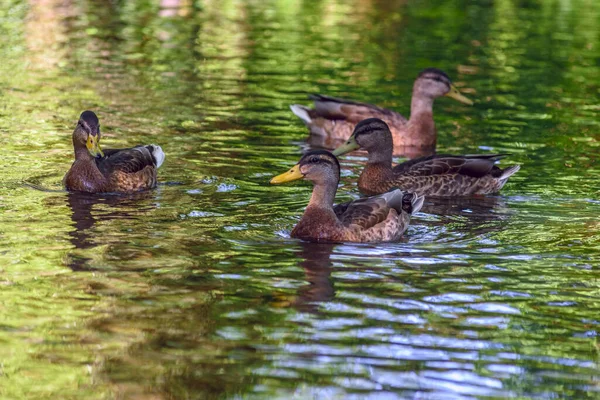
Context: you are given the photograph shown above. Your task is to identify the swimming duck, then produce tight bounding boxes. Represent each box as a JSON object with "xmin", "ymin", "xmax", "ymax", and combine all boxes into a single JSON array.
[
  {"xmin": 63, "ymin": 111, "xmax": 165, "ymax": 193},
  {"xmin": 332, "ymin": 118, "xmax": 520, "ymax": 197},
  {"xmin": 270, "ymin": 150, "xmax": 424, "ymax": 243},
  {"xmin": 290, "ymin": 68, "xmax": 473, "ymax": 157}
]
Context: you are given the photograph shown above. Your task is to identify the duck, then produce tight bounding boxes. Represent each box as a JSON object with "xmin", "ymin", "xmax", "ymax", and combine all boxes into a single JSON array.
[
  {"xmin": 290, "ymin": 68, "xmax": 473, "ymax": 157},
  {"xmin": 63, "ymin": 111, "xmax": 165, "ymax": 193},
  {"xmin": 270, "ymin": 150, "xmax": 424, "ymax": 243},
  {"xmin": 332, "ymin": 118, "xmax": 520, "ymax": 197}
]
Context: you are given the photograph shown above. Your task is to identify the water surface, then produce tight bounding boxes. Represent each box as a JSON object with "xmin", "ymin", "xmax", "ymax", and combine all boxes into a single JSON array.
[{"xmin": 1, "ymin": 0, "xmax": 599, "ymax": 398}]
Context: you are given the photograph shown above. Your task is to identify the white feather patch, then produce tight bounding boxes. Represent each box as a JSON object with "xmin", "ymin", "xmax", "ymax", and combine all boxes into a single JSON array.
[
  {"xmin": 149, "ymin": 144, "xmax": 165, "ymax": 168},
  {"xmin": 411, "ymin": 194, "xmax": 425, "ymax": 214},
  {"xmin": 380, "ymin": 189, "xmax": 403, "ymax": 203},
  {"xmin": 500, "ymin": 165, "xmax": 520, "ymax": 180},
  {"xmin": 290, "ymin": 104, "xmax": 312, "ymax": 124}
]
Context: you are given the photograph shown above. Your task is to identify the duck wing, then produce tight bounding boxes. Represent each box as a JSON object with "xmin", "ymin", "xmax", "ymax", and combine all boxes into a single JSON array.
[
  {"xmin": 394, "ymin": 154, "xmax": 509, "ymax": 178},
  {"xmin": 335, "ymin": 190, "xmax": 405, "ymax": 229},
  {"xmin": 309, "ymin": 94, "xmax": 407, "ymax": 124},
  {"xmin": 96, "ymin": 145, "xmax": 161, "ymax": 176},
  {"xmin": 333, "ymin": 200, "xmax": 351, "ymax": 218}
]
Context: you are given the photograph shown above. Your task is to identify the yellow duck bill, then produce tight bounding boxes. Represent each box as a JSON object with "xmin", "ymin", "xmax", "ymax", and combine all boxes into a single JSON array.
[
  {"xmin": 86, "ymin": 134, "xmax": 104, "ymax": 157},
  {"xmin": 332, "ymin": 136, "xmax": 361, "ymax": 156},
  {"xmin": 445, "ymin": 84, "xmax": 473, "ymax": 105},
  {"xmin": 270, "ymin": 164, "xmax": 304, "ymax": 184}
]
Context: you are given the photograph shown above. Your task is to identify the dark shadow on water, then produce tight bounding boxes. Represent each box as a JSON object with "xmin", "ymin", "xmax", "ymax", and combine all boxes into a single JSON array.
[
  {"xmin": 422, "ymin": 195, "xmax": 510, "ymax": 218},
  {"xmin": 411, "ymin": 195, "xmax": 514, "ymax": 245}
]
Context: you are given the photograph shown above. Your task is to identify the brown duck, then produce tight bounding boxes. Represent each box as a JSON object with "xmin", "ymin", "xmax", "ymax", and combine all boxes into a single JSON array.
[
  {"xmin": 64, "ymin": 111, "xmax": 165, "ymax": 193},
  {"xmin": 290, "ymin": 68, "xmax": 473, "ymax": 157},
  {"xmin": 270, "ymin": 150, "xmax": 424, "ymax": 243},
  {"xmin": 332, "ymin": 118, "xmax": 520, "ymax": 197}
]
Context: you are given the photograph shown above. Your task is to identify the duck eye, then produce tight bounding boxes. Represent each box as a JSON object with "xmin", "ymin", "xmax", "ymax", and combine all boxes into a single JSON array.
[{"xmin": 310, "ymin": 157, "xmax": 319, "ymax": 163}]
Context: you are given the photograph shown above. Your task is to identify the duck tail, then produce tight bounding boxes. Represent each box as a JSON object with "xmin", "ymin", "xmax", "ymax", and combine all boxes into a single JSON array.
[
  {"xmin": 290, "ymin": 104, "xmax": 312, "ymax": 125},
  {"xmin": 500, "ymin": 164, "xmax": 520, "ymax": 181},
  {"xmin": 148, "ymin": 144, "xmax": 165, "ymax": 168},
  {"xmin": 402, "ymin": 193, "xmax": 425, "ymax": 215},
  {"xmin": 411, "ymin": 194, "xmax": 425, "ymax": 215},
  {"xmin": 395, "ymin": 191, "xmax": 424, "ymax": 215}
]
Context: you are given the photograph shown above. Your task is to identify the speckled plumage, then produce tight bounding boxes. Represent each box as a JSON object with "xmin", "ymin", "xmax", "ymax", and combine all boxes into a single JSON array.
[
  {"xmin": 270, "ymin": 151, "xmax": 423, "ymax": 243},
  {"xmin": 335, "ymin": 118, "xmax": 520, "ymax": 197},
  {"xmin": 290, "ymin": 68, "xmax": 472, "ymax": 157},
  {"xmin": 63, "ymin": 111, "xmax": 164, "ymax": 193}
]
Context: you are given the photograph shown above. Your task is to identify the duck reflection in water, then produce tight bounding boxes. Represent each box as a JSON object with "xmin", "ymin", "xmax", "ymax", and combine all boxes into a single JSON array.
[
  {"xmin": 288, "ymin": 197, "xmax": 514, "ymax": 310},
  {"xmin": 64, "ymin": 191, "xmax": 157, "ymax": 270},
  {"xmin": 288, "ymin": 242, "xmax": 337, "ymax": 312}
]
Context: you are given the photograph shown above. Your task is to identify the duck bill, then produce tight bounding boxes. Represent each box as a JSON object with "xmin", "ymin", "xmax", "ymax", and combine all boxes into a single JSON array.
[
  {"xmin": 270, "ymin": 164, "xmax": 304, "ymax": 184},
  {"xmin": 445, "ymin": 84, "xmax": 473, "ymax": 105},
  {"xmin": 332, "ymin": 136, "xmax": 361, "ymax": 156},
  {"xmin": 86, "ymin": 134, "xmax": 104, "ymax": 157}
]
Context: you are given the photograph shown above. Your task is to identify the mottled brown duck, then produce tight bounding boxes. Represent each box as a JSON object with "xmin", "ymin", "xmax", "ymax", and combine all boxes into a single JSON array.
[
  {"xmin": 270, "ymin": 150, "xmax": 424, "ymax": 243},
  {"xmin": 332, "ymin": 118, "xmax": 520, "ymax": 197},
  {"xmin": 290, "ymin": 68, "xmax": 473, "ymax": 157},
  {"xmin": 64, "ymin": 111, "xmax": 165, "ymax": 193}
]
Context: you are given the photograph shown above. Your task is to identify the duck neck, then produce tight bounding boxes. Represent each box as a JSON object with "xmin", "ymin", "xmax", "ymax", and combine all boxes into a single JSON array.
[
  {"xmin": 410, "ymin": 91, "xmax": 435, "ymax": 118},
  {"xmin": 306, "ymin": 181, "xmax": 337, "ymax": 212},
  {"xmin": 366, "ymin": 146, "xmax": 393, "ymax": 166},
  {"xmin": 292, "ymin": 181, "xmax": 340, "ymax": 239},
  {"xmin": 359, "ymin": 161, "xmax": 394, "ymax": 195},
  {"xmin": 408, "ymin": 93, "xmax": 436, "ymax": 146},
  {"xmin": 74, "ymin": 141, "xmax": 95, "ymax": 162}
]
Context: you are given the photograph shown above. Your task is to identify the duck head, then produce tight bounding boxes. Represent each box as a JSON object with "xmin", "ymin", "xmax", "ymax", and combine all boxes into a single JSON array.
[
  {"xmin": 332, "ymin": 118, "xmax": 393, "ymax": 162},
  {"xmin": 73, "ymin": 110, "xmax": 104, "ymax": 158},
  {"xmin": 414, "ymin": 68, "xmax": 473, "ymax": 105},
  {"xmin": 270, "ymin": 150, "xmax": 340, "ymax": 186}
]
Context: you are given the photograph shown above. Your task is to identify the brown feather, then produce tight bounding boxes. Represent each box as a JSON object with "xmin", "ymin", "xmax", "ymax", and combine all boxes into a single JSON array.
[{"xmin": 359, "ymin": 155, "xmax": 519, "ymax": 197}]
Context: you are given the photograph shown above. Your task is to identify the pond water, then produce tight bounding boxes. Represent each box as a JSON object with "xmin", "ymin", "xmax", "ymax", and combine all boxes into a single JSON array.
[{"xmin": 1, "ymin": 0, "xmax": 599, "ymax": 398}]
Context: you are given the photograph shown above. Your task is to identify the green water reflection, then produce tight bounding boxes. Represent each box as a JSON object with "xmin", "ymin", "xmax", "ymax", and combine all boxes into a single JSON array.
[{"xmin": 0, "ymin": 0, "xmax": 599, "ymax": 398}]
